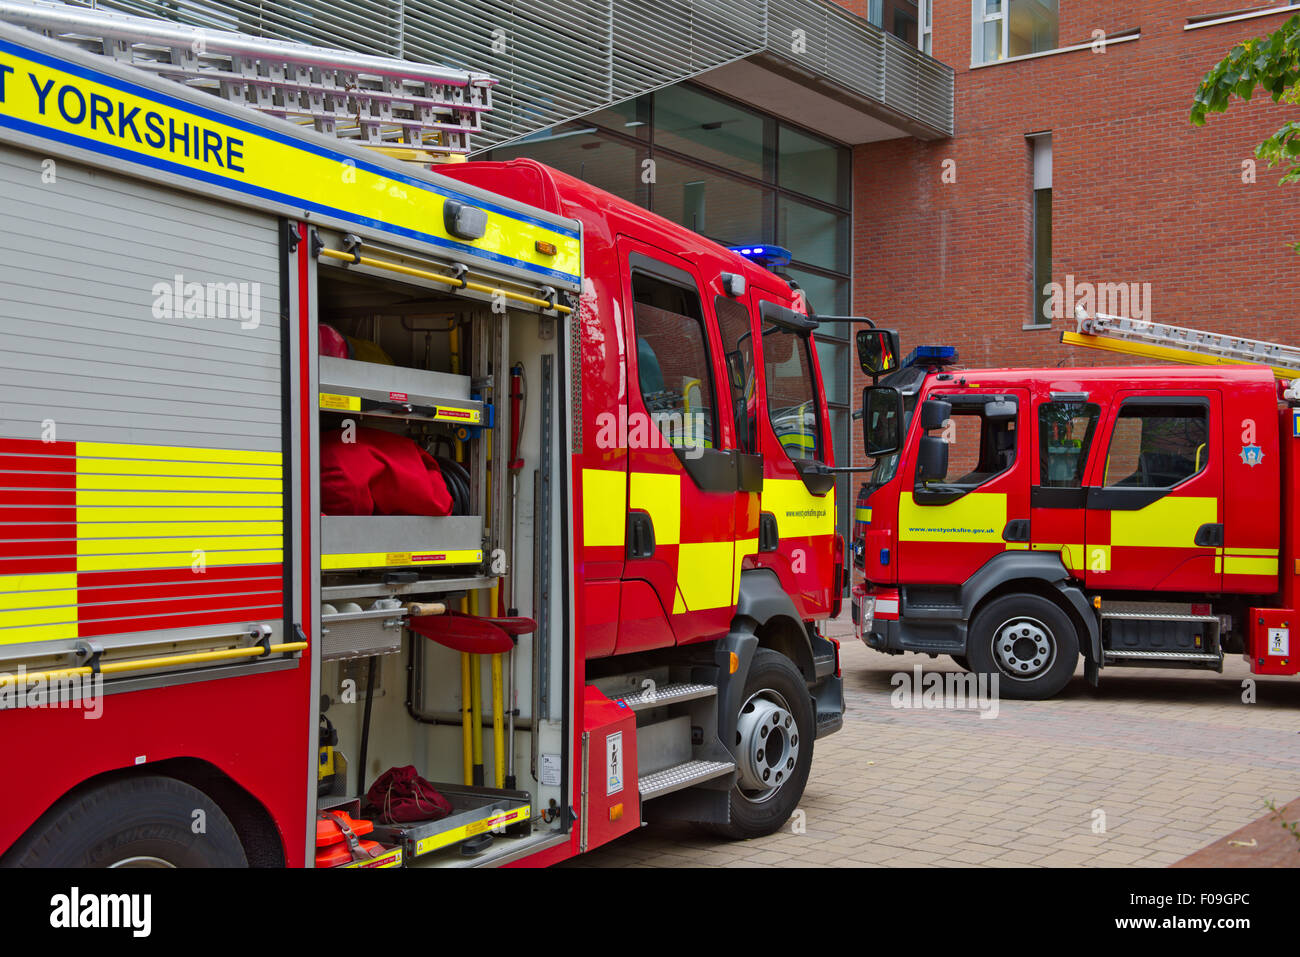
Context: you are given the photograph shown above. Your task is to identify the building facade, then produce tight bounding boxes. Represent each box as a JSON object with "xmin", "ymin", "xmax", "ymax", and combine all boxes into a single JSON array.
[{"xmin": 849, "ymin": 0, "xmax": 1300, "ymax": 463}]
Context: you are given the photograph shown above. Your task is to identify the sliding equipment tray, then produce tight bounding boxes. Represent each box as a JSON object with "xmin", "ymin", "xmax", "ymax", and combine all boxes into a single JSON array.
[
  {"xmin": 319, "ymin": 355, "xmax": 486, "ymax": 425},
  {"xmin": 369, "ymin": 784, "xmax": 531, "ymax": 860},
  {"xmin": 321, "ymin": 515, "xmax": 483, "ymax": 572}
]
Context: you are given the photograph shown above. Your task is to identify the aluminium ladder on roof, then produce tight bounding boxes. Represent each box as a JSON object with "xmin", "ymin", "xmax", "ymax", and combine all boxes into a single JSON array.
[
  {"xmin": 1064, "ymin": 307, "xmax": 1300, "ymax": 384},
  {"xmin": 0, "ymin": 0, "xmax": 495, "ymax": 154}
]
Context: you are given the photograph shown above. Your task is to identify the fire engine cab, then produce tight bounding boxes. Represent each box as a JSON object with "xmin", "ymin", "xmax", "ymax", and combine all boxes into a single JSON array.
[
  {"xmin": 0, "ymin": 4, "xmax": 844, "ymax": 868},
  {"xmin": 852, "ymin": 312, "xmax": 1300, "ymax": 700}
]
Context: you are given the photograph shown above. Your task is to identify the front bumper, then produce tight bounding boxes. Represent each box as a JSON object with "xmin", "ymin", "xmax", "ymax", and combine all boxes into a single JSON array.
[{"xmin": 851, "ymin": 583, "xmax": 901, "ymax": 651}]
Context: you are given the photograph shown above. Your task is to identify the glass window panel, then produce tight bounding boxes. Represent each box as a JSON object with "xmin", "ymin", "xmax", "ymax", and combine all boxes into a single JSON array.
[
  {"xmin": 1008, "ymin": 0, "xmax": 1058, "ymax": 57},
  {"xmin": 778, "ymin": 125, "xmax": 847, "ymax": 206},
  {"xmin": 492, "ymin": 125, "xmax": 648, "ymax": 206},
  {"xmin": 763, "ymin": 328, "xmax": 823, "ymax": 462},
  {"xmin": 714, "ymin": 296, "xmax": 758, "ymax": 453},
  {"xmin": 652, "ymin": 85, "xmax": 769, "ymax": 181},
  {"xmin": 1033, "ymin": 187, "xmax": 1052, "ymax": 325},
  {"xmin": 778, "ymin": 197, "xmax": 848, "ymax": 273},
  {"xmin": 982, "ymin": 19, "xmax": 1003, "ymax": 61},
  {"xmin": 783, "ymin": 267, "xmax": 849, "ymax": 317},
  {"xmin": 1103, "ymin": 404, "xmax": 1208, "ymax": 489},
  {"xmin": 651, "ymin": 154, "xmax": 767, "ymax": 245},
  {"xmin": 815, "ymin": 338, "xmax": 847, "ymax": 408},
  {"xmin": 631, "ymin": 272, "xmax": 717, "ymax": 453},
  {"xmin": 585, "ymin": 96, "xmax": 650, "ymax": 138}
]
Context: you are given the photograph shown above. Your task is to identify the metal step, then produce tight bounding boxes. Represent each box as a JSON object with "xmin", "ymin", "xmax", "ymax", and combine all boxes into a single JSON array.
[
  {"xmin": 1102, "ymin": 612, "xmax": 1219, "ymax": 622},
  {"xmin": 638, "ymin": 760, "xmax": 735, "ymax": 801},
  {"xmin": 618, "ymin": 681, "xmax": 716, "ymax": 712},
  {"xmin": 1103, "ymin": 649, "xmax": 1223, "ymax": 663}
]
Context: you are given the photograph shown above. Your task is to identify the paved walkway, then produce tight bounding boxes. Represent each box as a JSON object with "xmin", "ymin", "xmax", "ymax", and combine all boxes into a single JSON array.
[{"xmin": 570, "ymin": 620, "xmax": 1300, "ymax": 867}]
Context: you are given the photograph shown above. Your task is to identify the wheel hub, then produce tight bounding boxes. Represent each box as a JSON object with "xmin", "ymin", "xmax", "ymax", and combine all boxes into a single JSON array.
[
  {"xmin": 736, "ymin": 691, "xmax": 800, "ymax": 801},
  {"xmin": 992, "ymin": 616, "xmax": 1054, "ymax": 679}
]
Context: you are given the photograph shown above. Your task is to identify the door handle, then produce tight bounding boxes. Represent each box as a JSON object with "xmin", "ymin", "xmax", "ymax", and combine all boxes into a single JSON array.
[
  {"xmin": 627, "ymin": 511, "xmax": 656, "ymax": 559},
  {"xmin": 1002, "ymin": 519, "xmax": 1031, "ymax": 543},
  {"xmin": 758, "ymin": 512, "xmax": 779, "ymax": 552},
  {"xmin": 1194, "ymin": 523, "xmax": 1224, "ymax": 547}
]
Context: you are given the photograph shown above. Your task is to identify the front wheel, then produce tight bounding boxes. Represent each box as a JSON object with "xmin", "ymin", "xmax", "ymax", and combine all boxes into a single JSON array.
[
  {"xmin": 1, "ymin": 775, "xmax": 248, "ymax": 868},
  {"xmin": 966, "ymin": 593, "xmax": 1079, "ymax": 700},
  {"xmin": 710, "ymin": 649, "xmax": 814, "ymax": 839}
]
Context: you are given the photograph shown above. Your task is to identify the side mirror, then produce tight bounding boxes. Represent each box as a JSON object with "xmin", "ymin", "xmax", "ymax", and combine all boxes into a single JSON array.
[
  {"xmin": 919, "ymin": 398, "xmax": 951, "ymax": 432},
  {"xmin": 856, "ymin": 328, "xmax": 901, "ymax": 377},
  {"xmin": 915, "ymin": 435, "xmax": 949, "ymax": 484},
  {"xmin": 862, "ymin": 386, "xmax": 903, "ymax": 457}
]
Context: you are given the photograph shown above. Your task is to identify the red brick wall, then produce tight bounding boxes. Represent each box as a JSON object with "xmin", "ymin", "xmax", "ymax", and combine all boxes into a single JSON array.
[{"xmin": 849, "ymin": 1, "xmax": 1300, "ymax": 464}]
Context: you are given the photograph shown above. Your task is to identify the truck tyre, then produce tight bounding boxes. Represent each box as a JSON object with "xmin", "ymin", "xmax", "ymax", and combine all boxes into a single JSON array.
[
  {"xmin": 949, "ymin": 655, "xmax": 971, "ymax": 672},
  {"xmin": 711, "ymin": 649, "xmax": 814, "ymax": 840},
  {"xmin": 1, "ymin": 775, "xmax": 247, "ymax": 868},
  {"xmin": 966, "ymin": 594, "xmax": 1079, "ymax": 700}
]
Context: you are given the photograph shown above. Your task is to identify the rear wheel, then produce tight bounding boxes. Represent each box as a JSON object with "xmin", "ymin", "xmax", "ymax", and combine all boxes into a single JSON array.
[
  {"xmin": 710, "ymin": 649, "xmax": 814, "ymax": 839},
  {"xmin": 949, "ymin": 655, "xmax": 971, "ymax": 672},
  {"xmin": 1, "ymin": 775, "xmax": 247, "ymax": 868},
  {"xmin": 966, "ymin": 593, "xmax": 1079, "ymax": 700}
]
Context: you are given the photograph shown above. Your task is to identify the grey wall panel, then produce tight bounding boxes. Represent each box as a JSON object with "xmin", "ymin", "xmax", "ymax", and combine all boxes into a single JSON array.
[{"xmin": 0, "ymin": 144, "xmax": 283, "ymax": 451}]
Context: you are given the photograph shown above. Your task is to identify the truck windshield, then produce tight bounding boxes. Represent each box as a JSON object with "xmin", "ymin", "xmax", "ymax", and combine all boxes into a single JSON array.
[{"xmin": 862, "ymin": 365, "xmax": 925, "ymax": 491}]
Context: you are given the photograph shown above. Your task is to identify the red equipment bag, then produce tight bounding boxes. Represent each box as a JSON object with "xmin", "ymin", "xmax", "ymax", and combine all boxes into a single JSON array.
[
  {"xmin": 365, "ymin": 765, "xmax": 453, "ymax": 824},
  {"xmin": 321, "ymin": 426, "xmax": 453, "ymax": 517},
  {"xmin": 406, "ymin": 611, "xmax": 536, "ymax": 655}
]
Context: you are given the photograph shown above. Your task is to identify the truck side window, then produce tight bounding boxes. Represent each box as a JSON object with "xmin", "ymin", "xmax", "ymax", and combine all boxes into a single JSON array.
[
  {"xmin": 918, "ymin": 397, "xmax": 1017, "ymax": 491},
  {"xmin": 1102, "ymin": 401, "xmax": 1208, "ymax": 489},
  {"xmin": 762, "ymin": 324, "xmax": 821, "ymax": 461},
  {"xmin": 1038, "ymin": 402, "xmax": 1100, "ymax": 487},
  {"xmin": 714, "ymin": 295, "xmax": 756, "ymax": 453},
  {"xmin": 631, "ymin": 271, "xmax": 716, "ymax": 451}
]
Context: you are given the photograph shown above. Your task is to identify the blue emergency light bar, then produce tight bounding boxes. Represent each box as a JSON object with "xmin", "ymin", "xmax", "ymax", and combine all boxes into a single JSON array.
[
  {"xmin": 729, "ymin": 245, "xmax": 793, "ymax": 268},
  {"xmin": 903, "ymin": 345, "xmax": 958, "ymax": 368}
]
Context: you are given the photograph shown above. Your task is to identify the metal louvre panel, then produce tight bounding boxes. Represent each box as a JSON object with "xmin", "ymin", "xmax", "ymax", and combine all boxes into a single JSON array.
[
  {"xmin": 0, "ymin": 145, "xmax": 282, "ymax": 451},
  {"xmin": 69, "ymin": 0, "xmax": 954, "ymax": 144}
]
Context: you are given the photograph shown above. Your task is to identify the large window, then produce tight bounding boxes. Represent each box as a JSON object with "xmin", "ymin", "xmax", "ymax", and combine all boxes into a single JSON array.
[
  {"xmin": 1103, "ymin": 402, "xmax": 1209, "ymax": 490},
  {"xmin": 631, "ymin": 272, "xmax": 716, "ymax": 453},
  {"xmin": 763, "ymin": 327, "xmax": 823, "ymax": 463},
  {"xmin": 917, "ymin": 397, "xmax": 1018, "ymax": 492},
  {"xmin": 1030, "ymin": 133, "xmax": 1053, "ymax": 326},
  {"xmin": 1039, "ymin": 402, "xmax": 1100, "ymax": 487},
  {"xmin": 975, "ymin": 0, "xmax": 1059, "ymax": 63}
]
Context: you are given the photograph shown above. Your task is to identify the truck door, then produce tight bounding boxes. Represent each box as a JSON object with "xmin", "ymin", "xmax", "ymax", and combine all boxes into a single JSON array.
[
  {"xmin": 1083, "ymin": 392, "xmax": 1222, "ymax": 592},
  {"xmin": 898, "ymin": 389, "xmax": 1031, "ymax": 586},
  {"xmin": 1029, "ymin": 394, "xmax": 1106, "ymax": 581},
  {"xmin": 617, "ymin": 239, "xmax": 739, "ymax": 649},
  {"xmin": 751, "ymin": 291, "xmax": 838, "ymax": 619}
]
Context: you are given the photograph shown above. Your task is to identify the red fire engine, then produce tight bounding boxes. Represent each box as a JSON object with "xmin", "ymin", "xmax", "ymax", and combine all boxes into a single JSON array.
[
  {"xmin": 0, "ymin": 7, "xmax": 844, "ymax": 867},
  {"xmin": 852, "ymin": 312, "xmax": 1300, "ymax": 699}
]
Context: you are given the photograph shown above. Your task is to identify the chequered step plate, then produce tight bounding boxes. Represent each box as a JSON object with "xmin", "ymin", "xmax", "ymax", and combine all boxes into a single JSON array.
[
  {"xmin": 1104, "ymin": 650, "xmax": 1222, "ymax": 661},
  {"xmin": 618, "ymin": 682, "xmax": 716, "ymax": 711},
  {"xmin": 638, "ymin": 760, "xmax": 734, "ymax": 800}
]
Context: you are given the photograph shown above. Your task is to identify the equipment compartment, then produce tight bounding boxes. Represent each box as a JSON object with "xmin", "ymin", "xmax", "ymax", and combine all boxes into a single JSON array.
[{"xmin": 369, "ymin": 783, "xmax": 532, "ymax": 861}]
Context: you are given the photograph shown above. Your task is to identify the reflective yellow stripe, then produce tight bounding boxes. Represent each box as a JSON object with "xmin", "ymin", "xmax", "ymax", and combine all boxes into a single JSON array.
[
  {"xmin": 0, "ymin": 605, "xmax": 78, "ymax": 628},
  {"xmin": 1005, "ymin": 542, "xmax": 1029, "ymax": 550},
  {"xmin": 412, "ymin": 805, "xmax": 531, "ymax": 857},
  {"xmin": 75, "ymin": 458, "xmax": 282, "ymax": 479},
  {"xmin": 77, "ymin": 442, "xmax": 282, "ymax": 466},
  {"xmin": 1031, "ymin": 542, "xmax": 1084, "ymax": 572},
  {"xmin": 629, "ymin": 471, "xmax": 680, "ymax": 546},
  {"xmin": 76, "ymin": 536, "xmax": 282, "ymax": 555},
  {"xmin": 581, "ymin": 468, "xmax": 626, "ymax": 548},
  {"xmin": 763, "ymin": 479, "xmax": 835, "ymax": 538},
  {"xmin": 76, "ymin": 522, "xmax": 283, "ymax": 539},
  {"xmin": 320, "ymin": 549, "xmax": 481, "ymax": 570},
  {"xmin": 0, "ymin": 573, "xmax": 78, "ymax": 595},
  {"xmin": 0, "ymin": 622, "xmax": 78, "ymax": 644},
  {"xmin": 1224, "ymin": 556, "xmax": 1279, "ymax": 576},
  {"xmin": 75, "ymin": 474, "xmax": 282, "ymax": 493},
  {"xmin": 1223, "ymin": 547, "xmax": 1279, "ymax": 556},
  {"xmin": 733, "ymin": 537, "xmax": 759, "ymax": 604},
  {"xmin": 855, "ymin": 506, "xmax": 872, "ymax": 523},
  {"xmin": 676, "ymin": 540, "xmax": 734, "ymax": 612},
  {"xmin": 75, "ymin": 507, "xmax": 282, "ymax": 523},
  {"xmin": 1109, "ymin": 496, "xmax": 1217, "ymax": 548},
  {"xmin": 76, "ymin": 490, "xmax": 282, "ymax": 508},
  {"xmin": 77, "ymin": 549, "xmax": 283, "ymax": 571},
  {"xmin": 898, "ymin": 492, "xmax": 1005, "ymax": 543}
]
